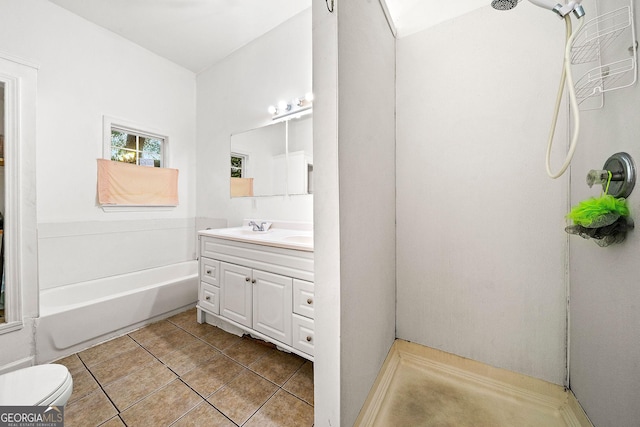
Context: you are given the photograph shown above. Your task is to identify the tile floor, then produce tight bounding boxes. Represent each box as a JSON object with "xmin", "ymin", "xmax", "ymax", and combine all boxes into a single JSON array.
[{"xmin": 53, "ymin": 307, "xmax": 314, "ymax": 427}]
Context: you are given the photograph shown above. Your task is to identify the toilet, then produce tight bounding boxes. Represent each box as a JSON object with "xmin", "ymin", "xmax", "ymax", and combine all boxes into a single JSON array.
[{"xmin": 0, "ymin": 364, "xmax": 73, "ymax": 406}]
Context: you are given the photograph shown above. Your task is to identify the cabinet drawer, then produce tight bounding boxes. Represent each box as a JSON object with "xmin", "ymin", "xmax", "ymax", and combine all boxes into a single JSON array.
[
  {"xmin": 292, "ymin": 313, "xmax": 314, "ymax": 356},
  {"xmin": 200, "ymin": 282, "xmax": 220, "ymax": 315},
  {"xmin": 200, "ymin": 258, "xmax": 220, "ymax": 286},
  {"xmin": 293, "ymin": 279, "xmax": 314, "ymax": 319}
]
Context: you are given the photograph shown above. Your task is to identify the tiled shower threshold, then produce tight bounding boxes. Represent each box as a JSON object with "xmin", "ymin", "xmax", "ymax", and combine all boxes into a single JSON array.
[{"xmin": 356, "ymin": 340, "xmax": 593, "ymax": 427}]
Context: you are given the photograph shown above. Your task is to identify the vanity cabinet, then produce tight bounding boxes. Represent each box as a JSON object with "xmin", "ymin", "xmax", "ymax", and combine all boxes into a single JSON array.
[
  {"xmin": 220, "ymin": 262, "xmax": 292, "ymax": 345},
  {"xmin": 197, "ymin": 232, "xmax": 314, "ymax": 360}
]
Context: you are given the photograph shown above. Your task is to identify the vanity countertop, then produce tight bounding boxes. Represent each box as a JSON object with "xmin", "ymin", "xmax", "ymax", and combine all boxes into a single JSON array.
[{"xmin": 199, "ymin": 222, "xmax": 313, "ymax": 252}]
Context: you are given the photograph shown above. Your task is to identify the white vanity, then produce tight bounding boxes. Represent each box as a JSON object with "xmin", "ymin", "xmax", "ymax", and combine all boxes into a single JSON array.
[{"xmin": 197, "ymin": 221, "xmax": 314, "ymax": 361}]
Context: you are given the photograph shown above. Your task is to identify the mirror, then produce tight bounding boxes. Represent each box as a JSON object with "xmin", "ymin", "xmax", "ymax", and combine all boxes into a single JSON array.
[
  {"xmin": 286, "ymin": 113, "xmax": 313, "ymax": 195},
  {"xmin": 230, "ymin": 112, "xmax": 313, "ymax": 197},
  {"xmin": 230, "ymin": 121, "xmax": 286, "ymax": 197}
]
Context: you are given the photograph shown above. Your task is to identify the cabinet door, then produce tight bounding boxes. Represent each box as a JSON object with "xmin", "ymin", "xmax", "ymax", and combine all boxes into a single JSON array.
[
  {"xmin": 253, "ymin": 269, "xmax": 293, "ymax": 345},
  {"xmin": 220, "ymin": 262, "xmax": 252, "ymax": 328}
]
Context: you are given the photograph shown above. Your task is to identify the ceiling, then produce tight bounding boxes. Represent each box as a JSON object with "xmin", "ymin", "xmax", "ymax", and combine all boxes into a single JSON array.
[
  {"xmin": 49, "ymin": 0, "xmax": 312, "ymax": 73},
  {"xmin": 49, "ymin": 0, "xmax": 489, "ymax": 74},
  {"xmin": 384, "ymin": 0, "xmax": 487, "ymax": 37}
]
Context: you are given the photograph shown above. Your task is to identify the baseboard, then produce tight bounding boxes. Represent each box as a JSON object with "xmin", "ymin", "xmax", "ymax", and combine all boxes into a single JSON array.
[{"xmin": 0, "ymin": 356, "xmax": 34, "ymax": 374}]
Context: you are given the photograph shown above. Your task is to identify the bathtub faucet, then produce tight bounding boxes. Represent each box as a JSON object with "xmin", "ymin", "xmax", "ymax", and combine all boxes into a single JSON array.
[{"xmin": 248, "ymin": 221, "xmax": 267, "ymax": 232}]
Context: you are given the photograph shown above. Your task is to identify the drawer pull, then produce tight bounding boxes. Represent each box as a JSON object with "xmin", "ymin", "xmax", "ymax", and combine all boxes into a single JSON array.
[
  {"xmin": 245, "ymin": 277, "xmax": 250, "ymax": 282},
  {"xmin": 206, "ymin": 269, "xmax": 212, "ymax": 274},
  {"xmin": 306, "ymin": 298, "xmax": 313, "ymax": 305},
  {"xmin": 306, "ymin": 336, "xmax": 312, "ymax": 342},
  {"xmin": 205, "ymin": 296, "xmax": 211, "ymax": 301}
]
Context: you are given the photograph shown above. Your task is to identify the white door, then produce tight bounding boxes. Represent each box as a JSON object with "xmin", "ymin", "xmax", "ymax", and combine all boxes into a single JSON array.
[
  {"xmin": 220, "ymin": 262, "xmax": 252, "ymax": 328},
  {"xmin": 253, "ymin": 269, "xmax": 293, "ymax": 345}
]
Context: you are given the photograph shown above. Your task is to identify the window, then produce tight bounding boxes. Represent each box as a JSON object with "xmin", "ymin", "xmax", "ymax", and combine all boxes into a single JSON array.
[
  {"xmin": 111, "ymin": 128, "xmax": 164, "ymax": 167},
  {"xmin": 231, "ymin": 153, "xmax": 247, "ymax": 178},
  {"xmin": 103, "ymin": 116, "xmax": 168, "ymax": 168}
]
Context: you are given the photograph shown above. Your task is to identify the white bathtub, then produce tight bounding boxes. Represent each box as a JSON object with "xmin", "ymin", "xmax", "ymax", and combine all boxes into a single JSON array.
[{"xmin": 35, "ymin": 261, "xmax": 198, "ymax": 363}]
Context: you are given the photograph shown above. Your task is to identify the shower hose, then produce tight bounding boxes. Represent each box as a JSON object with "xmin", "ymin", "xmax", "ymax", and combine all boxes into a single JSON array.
[{"xmin": 546, "ymin": 15, "xmax": 585, "ymax": 179}]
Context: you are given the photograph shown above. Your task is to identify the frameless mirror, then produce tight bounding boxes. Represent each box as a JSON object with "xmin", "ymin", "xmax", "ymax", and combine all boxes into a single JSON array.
[
  {"xmin": 230, "ymin": 121, "xmax": 286, "ymax": 197},
  {"xmin": 230, "ymin": 112, "xmax": 313, "ymax": 197},
  {"xmin": 286, "ymin": 113, "xmax": 313, "ymax": 195}
]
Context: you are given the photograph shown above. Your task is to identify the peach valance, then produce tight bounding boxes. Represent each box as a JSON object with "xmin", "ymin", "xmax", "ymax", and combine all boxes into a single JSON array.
[
  {"xmin": 97, "ymin": 159, "xmax": 178, "ymax": 206},
  {"xmin": 230, "ymin": 177, "xmax": 254, "ymax": 197}
]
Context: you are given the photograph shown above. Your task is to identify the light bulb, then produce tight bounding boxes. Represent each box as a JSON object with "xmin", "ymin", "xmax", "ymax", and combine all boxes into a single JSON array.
[
  {"xmin": 268, "ymin": 105, "xmax": 277, "ymax": 115},
  {"xmin": 304, "ymin": 92, "xmax": 314, "ymax": 102},
  {"xmin": 278, "ymin": 100, "xmax": 290, "ymax": 112}
]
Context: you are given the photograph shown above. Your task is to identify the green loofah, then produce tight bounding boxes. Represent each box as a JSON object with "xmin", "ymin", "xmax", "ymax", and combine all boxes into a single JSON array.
[{"xmin": 567, "ymin": 194, "xmax": 629, "ymax": 227}]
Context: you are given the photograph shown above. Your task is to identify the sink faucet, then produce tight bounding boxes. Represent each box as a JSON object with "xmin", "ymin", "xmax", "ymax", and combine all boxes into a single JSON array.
[{"xmin": 248, "ymin": 221, "xmax": 267, "ymax": 232}]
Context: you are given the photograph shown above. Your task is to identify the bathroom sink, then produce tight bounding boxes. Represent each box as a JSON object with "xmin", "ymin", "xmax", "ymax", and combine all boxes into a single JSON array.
[
  {"xmin": 200, "ymin": 223, "xmax": 313, "ymax": 251},
  {"xmin": 235, "ymin": 229, "xmax": 272, "ymax": 235}
]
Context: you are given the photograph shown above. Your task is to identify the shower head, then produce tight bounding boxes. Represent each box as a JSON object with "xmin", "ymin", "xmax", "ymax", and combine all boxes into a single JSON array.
[
  {"xmin": 491, "ymin": 0, "xmax": 520, "ymax": 11},
  {"xmin": 492, "ymin": 0, "xmax": 585, "ymax": 18}
]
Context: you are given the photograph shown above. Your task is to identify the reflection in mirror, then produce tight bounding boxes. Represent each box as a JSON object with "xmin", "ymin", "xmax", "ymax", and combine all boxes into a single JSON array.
[
  {"xmin": 230, "ymin": 112, "xmax": 313, "ymax": 198},
  {"xmin": 230, "ymin": 121, "xmax": 286, "ymax": 197},
  {"xmin": 287, "ymin": 113, "xmax": 313, "ymax": 195},
  {"xmin": 0, "ymin": 82, "xmax": 4, "ymax": 324}
]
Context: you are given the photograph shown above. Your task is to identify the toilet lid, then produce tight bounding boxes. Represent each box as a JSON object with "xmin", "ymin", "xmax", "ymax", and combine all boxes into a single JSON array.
[{"xmin": 0, "ymin": 364, "xmax": 71, "ymax": 406}]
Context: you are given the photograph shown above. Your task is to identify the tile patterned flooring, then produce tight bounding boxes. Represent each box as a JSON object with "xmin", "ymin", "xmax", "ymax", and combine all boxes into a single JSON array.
[{"xmin": 53, "ymin": 307, "xmax": 314, "ymax": 427}]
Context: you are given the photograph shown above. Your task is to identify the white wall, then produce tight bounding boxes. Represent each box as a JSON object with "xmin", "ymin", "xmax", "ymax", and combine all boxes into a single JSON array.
[
  {"xmin": 337, "ymin": 0, "xmax": 396, "ymax": 424},
  {"xmin": 568, "ymin": 2, "xmax": 640, "ymax": 425},
  {"xmin": 196, "ymin": 8, "xmax": 312, "ymax": 227},
  {"xmin": 313, "ymin": 0, "xmax": 397, "ymax": 425},
  {"xmin": 38, "ymin": 219, "xmax": 196, "ymax": 290},
  {"xmin": 0, "ymin": 0, "xmax": 197, "ymax": 290},
  {"xmin": 312, "ymin": 0, "xmax": 341, "ymax": 424},
  {"xmin": 396, "ymin": 4, "xmax": 568, "ymax": 385}
]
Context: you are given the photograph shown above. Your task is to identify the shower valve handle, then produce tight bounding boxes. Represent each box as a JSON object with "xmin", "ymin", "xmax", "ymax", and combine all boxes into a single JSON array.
[{"xmin": 586, "ymin": 170, "xmax": 624, "ymax": 188}]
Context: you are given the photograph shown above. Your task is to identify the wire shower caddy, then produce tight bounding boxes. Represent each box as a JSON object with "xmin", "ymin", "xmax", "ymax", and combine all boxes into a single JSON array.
[{"xmin": 571, "ymin": 0, "xmax": 637, "ymax": 109}]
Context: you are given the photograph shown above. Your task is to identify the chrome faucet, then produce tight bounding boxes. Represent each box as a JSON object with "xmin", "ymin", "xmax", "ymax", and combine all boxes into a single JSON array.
[{"xmin": 248, "ymin": 221, "xmax": 267, "ymax": 232}]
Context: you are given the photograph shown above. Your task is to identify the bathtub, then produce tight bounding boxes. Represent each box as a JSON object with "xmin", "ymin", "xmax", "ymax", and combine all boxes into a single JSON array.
[{"xmin": 35, "ymin": 261, "xmax": 198, "ymax": 363}]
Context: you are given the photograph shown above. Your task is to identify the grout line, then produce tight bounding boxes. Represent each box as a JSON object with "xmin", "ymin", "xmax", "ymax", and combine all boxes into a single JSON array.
[
  {"xmin": 66, "ymin": 310, "xmax": 314, "ymax": 426},
  {"xmin": 241, "ymin": 386, "xmax": 280, "ymax": 427},
  {"xmin": 72, "ymin": 353, "xmax": 122, "ymax": 423},
  {"xmin": 170, "ymin": 381, "xmax": 239, "ymax": 427}
]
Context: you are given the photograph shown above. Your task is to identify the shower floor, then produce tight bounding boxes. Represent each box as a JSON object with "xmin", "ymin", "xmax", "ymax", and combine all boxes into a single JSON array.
[{"xmin": 356, "ymin": 340, "xmax": 592, "ymax": 427}]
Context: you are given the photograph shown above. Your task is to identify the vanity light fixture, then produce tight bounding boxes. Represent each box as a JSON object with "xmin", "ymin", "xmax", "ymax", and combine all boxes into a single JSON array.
[{"xmin": 268, "ymin": 92, "xmax": 313, "ymax": 121}]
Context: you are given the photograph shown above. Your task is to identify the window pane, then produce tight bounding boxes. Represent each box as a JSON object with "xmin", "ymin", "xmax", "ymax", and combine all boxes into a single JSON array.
[
  {"xmin": 111, "ymin": 130, "xmax": 127, "ymax": 148},
  {"xmin": 125, "ymin": 134, "xmax": 137, "ymax": 150},
  {"xmin": 141, "ymin": 138, "xmax": 161, "ymax": 156},
  {"xmin": 110, "ymin": 126, "xmax": 164, "ymax": 168},
  {"xmin": 141, "ymin": 138, "xmax": 162, "ymax": 167},
  {"xmin": 231, "ymin": 156, "xmax": 243, "ymax": 168},
  {"xmin": 231, "ymin": 155, "xmax": 243, "ymax": 177},
  {"xmin": 111, "ymin": 148, "xmax": 137, "ymax": 164}
]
